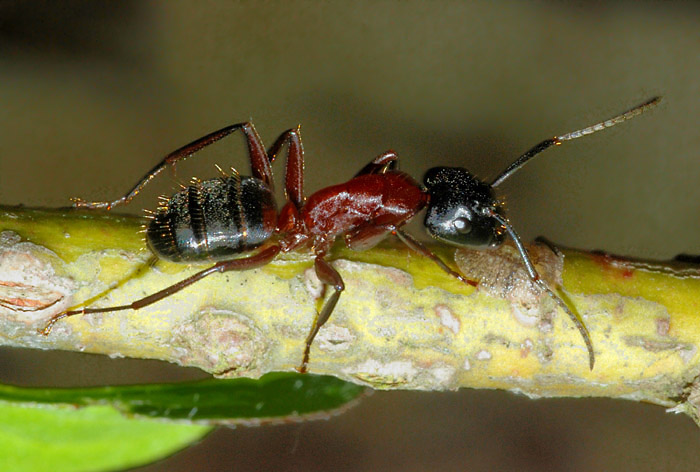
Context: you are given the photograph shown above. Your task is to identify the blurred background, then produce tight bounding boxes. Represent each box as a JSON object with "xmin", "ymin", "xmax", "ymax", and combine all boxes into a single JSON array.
[{"xmin": 0, "ymin": 1, "xmax": 699, "ymax": 470}]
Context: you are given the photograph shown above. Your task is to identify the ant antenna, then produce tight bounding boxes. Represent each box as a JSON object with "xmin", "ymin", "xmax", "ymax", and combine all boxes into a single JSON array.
[
  {"xmin": 486, "ymin": 208, "xmax": 595, "ymax": 369},
  {"xmin": 491, "ymin": 96, "xmax": 661, "ymax": 188}
]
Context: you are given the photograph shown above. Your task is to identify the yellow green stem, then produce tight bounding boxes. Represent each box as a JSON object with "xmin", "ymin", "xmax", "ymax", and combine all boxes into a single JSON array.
[{"xmin": 2, "ymin": 206, "xmax": 700, "ymax": 425}]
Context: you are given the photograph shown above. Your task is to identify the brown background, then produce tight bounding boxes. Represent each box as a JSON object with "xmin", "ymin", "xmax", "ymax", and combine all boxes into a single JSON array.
[{"xmin": 0, "ymin": 1, "xmax": 699, "ymax": 471}]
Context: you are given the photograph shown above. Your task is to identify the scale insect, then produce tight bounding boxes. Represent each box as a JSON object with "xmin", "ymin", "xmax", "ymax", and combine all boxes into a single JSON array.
[{"xmin": 41, "ymin": 97, "xmax": 660, "ymax": 372}]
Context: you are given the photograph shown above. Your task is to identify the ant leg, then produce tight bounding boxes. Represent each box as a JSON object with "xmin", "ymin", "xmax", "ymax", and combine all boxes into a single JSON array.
[
  {"xmin": 394, "ymin": 229, "xmax": 478, "ymax": 287},
  {"xmin": 353, "ymin": 150, "xmax": 399, "ymax": 177},
  {"xmin": 74, "ymin": 122, "xmax": 271, "ymax": 210},
  {"xmin": 40, "ymin": 245, "xmax": 280, "ymax": 335},
  {"xmin": 298, "ymin": 256, "xmax": 345, "ymax": 373},
  {"xmin": 344, "ymin": 225, "xmax": 392, "ymax": 251},
  {"xmin": 267, "ymin": 126, "xmax": 305, "ymax": 210},
  {"xmin": 534, "ymin": 236, "xmax": 562, "ymax": 257},
  {"xmin": 344, "ymin": 223, "xmax": 476, "ymax": 281},
  {"xmin": 486, "ymin": 210, "xmax": 595, "ymax": 370}
]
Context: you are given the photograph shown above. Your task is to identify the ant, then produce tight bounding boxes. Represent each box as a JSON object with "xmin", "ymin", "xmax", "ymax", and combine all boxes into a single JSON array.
[{"xmin": 41, "ymin": 97, "xmax": 660, "ymax": 373}]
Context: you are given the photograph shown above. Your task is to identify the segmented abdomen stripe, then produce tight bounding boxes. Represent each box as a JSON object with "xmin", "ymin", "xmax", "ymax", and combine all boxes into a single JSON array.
[
  {"xmin": 146, "ymin": 176, "xmax": 275, "ymax": 262},
  {"xmin": 226, "ymin": 176, "xmax": 247, "ymax": 247},
  {"xmin": 187, "ymin": 185, "xmax": 207, "ymax": 251}
]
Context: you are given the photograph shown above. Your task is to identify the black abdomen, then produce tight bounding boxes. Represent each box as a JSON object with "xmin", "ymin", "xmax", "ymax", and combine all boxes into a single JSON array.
[{"xmin": 147, "ymin": 176, "xmax": 277, "ymax": 262}]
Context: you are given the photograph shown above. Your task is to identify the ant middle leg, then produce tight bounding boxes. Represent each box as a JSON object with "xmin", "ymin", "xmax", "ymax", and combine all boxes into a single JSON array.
[
  {"xmin": 73, "ymin": 123, "xmax": 272, "ymax": 210},
  {"xmin": 267, "ymin": 126, "xmax": 305, "ymax": 210},
  {"xmin": 298, "ymin": 256, "xmax": 345, "ymax": 373},
  {"xmin": 40, "ymin": 245, "xmax": 281, "ymax": 335}
]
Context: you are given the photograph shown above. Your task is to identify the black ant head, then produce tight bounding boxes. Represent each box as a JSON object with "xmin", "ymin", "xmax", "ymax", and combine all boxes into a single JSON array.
[{"xmin": 423, "ymin": 167, "xmax": 505, "ymax": 248}]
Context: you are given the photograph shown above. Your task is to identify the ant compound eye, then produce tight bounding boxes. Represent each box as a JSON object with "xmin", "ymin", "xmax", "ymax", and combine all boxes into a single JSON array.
[{"xmin": 453, "ymin": 217, "xmax": 472, "ymax": 234}]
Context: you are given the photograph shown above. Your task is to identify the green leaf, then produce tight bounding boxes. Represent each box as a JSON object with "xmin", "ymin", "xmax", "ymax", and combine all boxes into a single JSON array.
[
  {"xmin": 0, "ymin": 373, "xmax": 364, "ymax": 422},
  {"xmin": 0, "ymin": 373, "xmax": 365, "ymax": 471},
  {"xmin": 0, "ymin": 403, "xmax": 209, "ymax": 472}
]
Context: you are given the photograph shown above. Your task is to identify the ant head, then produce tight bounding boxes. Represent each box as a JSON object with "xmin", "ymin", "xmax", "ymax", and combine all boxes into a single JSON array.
[{"xmin": 423, "ymin": 167, "xmax": 505, "ymax": 248}]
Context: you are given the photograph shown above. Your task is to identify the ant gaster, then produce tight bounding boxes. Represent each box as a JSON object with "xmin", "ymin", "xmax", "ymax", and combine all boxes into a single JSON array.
[{"xmin": 42, "ymin": 97, "xmax": 660, "ymax": 372}]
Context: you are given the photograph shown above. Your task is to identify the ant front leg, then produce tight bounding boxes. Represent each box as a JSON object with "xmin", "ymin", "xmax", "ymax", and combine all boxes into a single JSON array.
[
  {"xmin": 534, "ymin": 236, "xmax": 563, "ymax": 257},
  {"xmin": 41, "ymin": 245, "xmax": 281, "ymax": 335},
  {"xmin": 353, "ymin": 150, "xmax": 399, "ymax": 177},
  {"xmin": 394, "ymin": 229, "xmax": 478, "ymax": 287},
  {"xmin": 298, "ymin": 256, "xmax": 345, "ymax": 373},
  {"xmin": 344, "ymin": 224, "xmax": 392, "ymax": 251},
  {"xmin": 73, "ymin": 122, "xmax": 271, "ymax": 210}
]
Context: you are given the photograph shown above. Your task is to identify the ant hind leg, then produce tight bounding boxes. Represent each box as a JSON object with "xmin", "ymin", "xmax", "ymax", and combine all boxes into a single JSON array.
[
  {"xmin": 73, "ymin": 123, "xmax": 270, "ymax": 210},
  {"xmin": 40, "ymin": 245, "xmax": 280, "ymax": 335}
]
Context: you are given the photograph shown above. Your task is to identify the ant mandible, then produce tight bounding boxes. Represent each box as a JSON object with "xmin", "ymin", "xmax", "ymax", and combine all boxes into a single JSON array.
[{"xmin": 41, "ymin": 97, "xmax": 660, "ymax": 372}]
